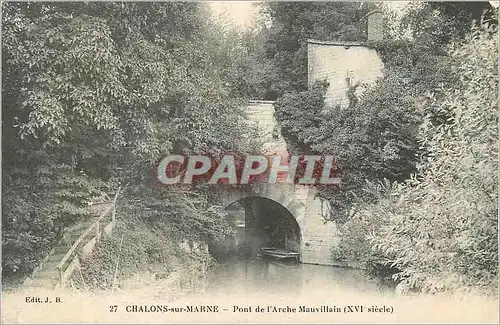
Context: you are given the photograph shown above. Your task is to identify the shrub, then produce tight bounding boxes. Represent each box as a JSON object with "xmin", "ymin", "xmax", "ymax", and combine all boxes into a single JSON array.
[
  {"xmin": 70, "ymin": 193, "xmax": 220, "ymax": 291},
  {"xmin": 348, "ymin": 21, "xmax": 498, "ymax": 294}
]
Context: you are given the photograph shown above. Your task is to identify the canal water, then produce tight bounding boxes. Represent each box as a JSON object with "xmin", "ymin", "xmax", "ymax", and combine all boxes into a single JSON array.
[
  {"xmin": 2, "ymin": 258, "xmax": 497, "ymax": 323},
  {"xmin": 166, "ymin": 259, "xmax": 498, "ymax": 323},
  {"xmin": 204, "ymin": 259, "xmax": 387, "ymax": 298}
]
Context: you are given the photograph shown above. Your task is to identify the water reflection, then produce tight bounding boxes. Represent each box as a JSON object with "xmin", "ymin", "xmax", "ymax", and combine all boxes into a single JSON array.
[
  {"xmin": 209, "ymin": 196, "xmax": 390, "ymax": 299},
  {"xmin": 206, "ymin": 258, "xmax": 387, "ymax": 298}
]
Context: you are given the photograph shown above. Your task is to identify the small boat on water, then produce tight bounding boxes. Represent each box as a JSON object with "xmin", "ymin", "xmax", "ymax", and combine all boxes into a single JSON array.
[
  {"xmin": 267, "ymin": 258, "xmax": 301, "ymax": 269},
  {"xmin": 258, "ymin": 247, "xmax": 300, "ymax": 263}
]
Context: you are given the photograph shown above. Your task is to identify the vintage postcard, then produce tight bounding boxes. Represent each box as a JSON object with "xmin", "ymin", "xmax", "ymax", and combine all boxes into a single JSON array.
[{"xmin": 1, "ymin": 1, "xmax": 498, "ymax": 323}]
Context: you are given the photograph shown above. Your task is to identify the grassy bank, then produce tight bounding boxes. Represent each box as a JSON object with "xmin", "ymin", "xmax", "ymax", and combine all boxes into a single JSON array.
[{"xmin": 68, "ymin": 196, "xmax": 216, "ymax": 294}]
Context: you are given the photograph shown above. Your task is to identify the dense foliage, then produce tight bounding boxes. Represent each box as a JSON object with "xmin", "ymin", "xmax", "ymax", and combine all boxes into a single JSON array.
[
  {"xmin": 272, "ymin": 2, "xmax": 494, "ymax": 218},
  {"xmin": 2, "ymin": 2, "xmax": 257, "ymax": 279},
  {"xmin": 353, "ymin": 23, "xmax": 498, "ymax": 294},
  {"xmin": 270, "ymin": 2, "xmax": 469, "ymax": 220},
  {"xmin": 2, "ymin": 1, "xmax": 497, "ymax": 297},
  {"xmin": 260, "ymin": 2, "xmax": 379, "ymax": 99},
  {"xmin": 274, "ymin": 72, "xmax": 423, "ymax": 220},
  {"xmin": 69, "ymin": 196, "xmax": 217, "ymax": 291},
  {"xmin": 269, "ymin": 2, "xmax": 498, "ymax": 293},
  {"xmin": 401, "ymin": 1, "xmax": 495, "ymax": 47}
]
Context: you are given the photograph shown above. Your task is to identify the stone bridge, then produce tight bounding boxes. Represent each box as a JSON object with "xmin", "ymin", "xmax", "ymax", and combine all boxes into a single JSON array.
[
  {"xmin": 219, "ymin": 12, "xmax": 384, "ymax": 266},
  {"xmin": 217, "ymin": 100, "xmax": 341, "ymax": 266},
  {"xmin": 220, "ymin": 180, "xmax": 340, "ymax": 266},
  {"xmin": 222, "ymin": 36, "xmax": 384, "ymax": 267}
]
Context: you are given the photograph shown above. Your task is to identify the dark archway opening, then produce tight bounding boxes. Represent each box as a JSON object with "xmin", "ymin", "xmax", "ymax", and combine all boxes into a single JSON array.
[{"xmin": 209, "ymin": 197, "xmax": 301, "ymax": 264}]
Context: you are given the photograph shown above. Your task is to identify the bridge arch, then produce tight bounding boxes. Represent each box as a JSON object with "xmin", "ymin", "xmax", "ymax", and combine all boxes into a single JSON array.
[{"xmin": 219, "ymin": 183, "xmax": 308, "ymax": 261}]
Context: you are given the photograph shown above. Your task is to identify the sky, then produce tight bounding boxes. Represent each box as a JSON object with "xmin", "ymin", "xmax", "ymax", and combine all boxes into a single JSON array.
[
  {"xmin": 209, "ymin": 1, "xmax": 263, "ymax": 30},
  {"xmin": 208, "ymin": 1, "xmax": 411, "ymax": 30}
]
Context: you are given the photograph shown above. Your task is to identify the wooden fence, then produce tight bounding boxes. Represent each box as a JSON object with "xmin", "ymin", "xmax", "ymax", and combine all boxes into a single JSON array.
[{"xmin": 56, "ymin": 186, "xmax": 121, "ymax": 288}]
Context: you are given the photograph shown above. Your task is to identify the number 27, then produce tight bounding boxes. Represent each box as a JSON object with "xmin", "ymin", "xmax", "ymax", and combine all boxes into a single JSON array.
[{"xmin": 109, "ymin": 305, "xmax": 118, "ymax": 312}]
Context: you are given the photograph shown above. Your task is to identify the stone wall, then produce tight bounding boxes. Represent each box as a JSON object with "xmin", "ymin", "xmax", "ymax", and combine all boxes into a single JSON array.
[
  {"xmin": 240, "ymin": 101, "xmax": 341, "ymax": 266},
  {"xmin": 307, "ymin": 40, "xmax": 384, "ymax": 109},
  {"xmin": 222, "ymin": 182, "xmax": 341, "ymax": 266},
  {"xmin": 237, "ymin": 28, "xmax": 386, "ymax": 266},
  {"xmin": 300, "ymin": 187, "xmax": 340, "ymax": 265},
  {"xmin": 245, "ymin": 100, "xmax": 287, "ymax": 155}
]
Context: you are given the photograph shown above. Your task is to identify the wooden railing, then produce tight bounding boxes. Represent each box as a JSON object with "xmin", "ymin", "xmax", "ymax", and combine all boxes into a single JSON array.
[{"xmin": 56, "ymin": 186, "xmax": 121, "ymax": 287}]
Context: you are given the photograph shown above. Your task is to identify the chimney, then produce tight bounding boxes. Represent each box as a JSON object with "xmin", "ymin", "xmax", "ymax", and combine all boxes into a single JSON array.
[{"xmin": 367, "ymin": 10, "xmax": 384, "ymax": 41}]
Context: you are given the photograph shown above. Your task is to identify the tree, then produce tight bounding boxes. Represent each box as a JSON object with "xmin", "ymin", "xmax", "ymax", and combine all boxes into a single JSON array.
[
  {"xmin": 368, "ymin": 21, "xmax": 498, "ymax": 294},
  {"xmin": 262, "ymin": 2, "xmax": 378, "ymax": 99},
  {"xmin": 401, "ymin": 1, "xmax": 495, "ymax": 47},
  {"xmin": 272, "ymin": 2, "xmax": 494, "ymax": 221},
  {"xmin": 2, "ymin": 2, "xmax": 258, "ymax": 279},
  {"xmin": 331, "ymin": 11, "xmax": 498, "ymax": 294}
]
